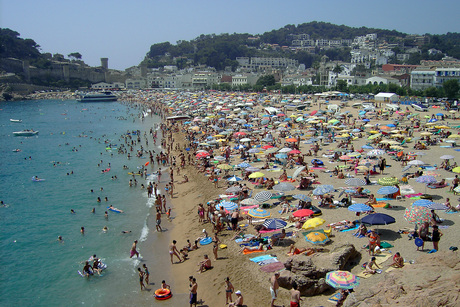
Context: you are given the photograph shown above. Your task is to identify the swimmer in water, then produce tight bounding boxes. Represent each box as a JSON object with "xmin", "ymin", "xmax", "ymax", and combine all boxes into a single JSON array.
[
  {"xmin": 91, "ymin": 208, "xmax": 95, "ymax": 213},
  {"xmin": 122, "ymin": 230, "xmax": 132, "ymax": 234},
  {"xmin": 103, "ymin": 226, "xmax": 108, "ymax": 232},
  {"xmin": 81, "ymin": 227, "xmax": 85, "ymax": 234},
  {"xmin": 57, "ymin": 236, "xmax": 63, "ymax": 242},
  {"xmin": 105, "ymin": 211, "xmax": 108, "ymax": 219},
  {"xmin": 71, "ymin": 209, "xmax": 76, "ymax": 214}
]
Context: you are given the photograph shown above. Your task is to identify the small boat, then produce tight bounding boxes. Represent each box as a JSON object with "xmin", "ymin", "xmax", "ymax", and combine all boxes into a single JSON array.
[
  {"xmin": 77, "ymin": 92, "xmax": 117, "ymax": 102},
  {"xmin": 13, "ymin": 130, "xmax": 39, "ymax": 136},
  {"xmin": 10, "ymin": 119, "xmax": 22, "ymax": 123}
]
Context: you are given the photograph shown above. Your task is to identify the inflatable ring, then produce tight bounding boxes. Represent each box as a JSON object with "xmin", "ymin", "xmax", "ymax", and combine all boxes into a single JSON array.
[{"xmin": 154, "ymin": 288, "xmax": 172, "ymax": 300}]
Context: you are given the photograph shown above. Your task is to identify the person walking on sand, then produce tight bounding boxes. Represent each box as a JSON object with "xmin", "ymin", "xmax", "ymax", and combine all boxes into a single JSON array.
[
  {"xmin": 130, "ymin": 240, "xmax": 139, "ymax": 258},
  {"xmin": 432, "ymin": 225, "xmax": 443, "ymax": 251},
  {"xmin": 169, "ymin": 240, "xmax": 182, "ymax": 264},
  {"xmin": 142, "ymin": 264, "xmax": 150, "ymax": 285},
  {"xmin": 137, "ymin": 267, "xmax": 146, "ymax": 290},
  {"xmin": 289, "ymin": 281, "xmax": 302, "ymax": 307},
  {"xmin": 156, "ymin": 210, "xmax": 163, "ymax": 232},
  {"xmin": 224, "ymin": 277, "xmax": 234, "ymax": 305},
  {"xmin": 189, "ymin": 277, "xmax": 198, "ymax": 307},
  {"xmin": 270, "ymin": 272, "xmax": 280, "ymax": 307}
]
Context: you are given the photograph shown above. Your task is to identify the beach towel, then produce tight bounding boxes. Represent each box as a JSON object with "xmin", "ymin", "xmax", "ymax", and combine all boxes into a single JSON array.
[
  {"xmin": 240, "ymin": 205, "xmax": 259, "ymax": 211},
  {"xmin": 259, "ymin": 229, "xmax": 278, "ymax": 234},
  {"xmin": 340, "ymin": 226, "xmax": 359, "ymax": 232},
  {"xmin": 258, "ymin": 258, "xmax": 279, "ymax": 265},
  {"xmin": 405, "ymin": 193, "xmax": 423, "ymax": 198},
  {"xmin": 243, "ymin": 249, "xmax": 265, "ymax": 255},
  {"xmin": 372, "ymin": 202, "xmax": 389, "ymax": 208},
  {"xmin": 235, "ymin": 234, "xmax": 255, "ymax": 243},
  {"xmin": 327, "ymin": 292, "xmax": 342, "ymax": 304},
  {"xmin": 376, "ymin": 198, "xmax": 392, "ymax": 201},
  {"xmin": 240, "ymin": 241, "xmax": 260, "ymax": 247},
  {"xmin": 249, "ymin": 255, "xmax": 274, "ymax": 262},
  {"xmin": 260, "ymin": 262, "xmax": 285, "ymax": 273}
]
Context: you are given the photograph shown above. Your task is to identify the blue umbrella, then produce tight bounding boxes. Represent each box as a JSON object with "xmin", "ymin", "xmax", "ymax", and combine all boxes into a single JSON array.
[
  {"xmin": 348, "ymin": 203, "xmax": 372, "ymax": 212},
  {"xmin": 237, "ymin": 162, "xmax": 251, "ymax": 168},
  {"xmin": 275, "ymin": 153, "xmax": 288, "ymax": 159},
  {"xmin": 362, "ymin": 145, "xmax": 374, "ymax": 149},
  {"xmin": 436, "ymin": 113, "xmax": 444, "ymax": 116},
  {"xmin": 217, "ymin": 201, "xmax": 238, "ymax": 211},
  {"xmin": 227, "ymin": 175, "xmax": 242, "ymax": 182},
  {"xmin": 312, "ymin": 185, "xmax": 335, "ymax": 196},
  {"xmin": 361, "ymin": 213, "xmax": 396, "ymax": 225},
  {"xmin": 415, "ymin": 175, "xmax": 437, "ymax": 184},
  {"xmin": 427, "ymin": 202, "xmax": 449, "ymax": 210},
  {"xmin": 412, "ymin": 199, "xmax": 433, "ymax": 207},
  {"xmin": 377, "ymin": 186, "xmax": 399, "ymax": 195},
  {"xmin": 263, "ymin": 218, "xmax": 287, "ymax": 230},
  {"xmin": 293, "ymin": 194, "xmax": 312, "ymax": 202}
]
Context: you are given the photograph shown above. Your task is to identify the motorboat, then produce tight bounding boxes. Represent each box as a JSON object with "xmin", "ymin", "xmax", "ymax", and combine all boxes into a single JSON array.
[
  {"xmin": 10, "ymin": 119, "xmax": 22, "ymax": 123},
  {"xmin": 13, "ymin": 130, "xmax": 39, "ymax": 136},
  {"xmin": 77, "ymin": 92, "xmax": 118, "ymax": 102}
]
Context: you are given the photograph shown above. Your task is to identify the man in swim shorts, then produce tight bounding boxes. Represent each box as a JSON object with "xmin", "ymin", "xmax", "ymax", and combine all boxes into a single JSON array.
[
  {"xmin": 269, "ymin": 272, "xmax": 280, "ymax": 307},
  {"xmin": 156, "ymin": 210, "xmax": 162, "ymax": 232},
  {"xmin": 189, "ymin": 277, "xmax": 197, "ymax": 307},
  {"xmin": 289, "ymin": 281, "xmax": 302, "ymax": 307}
]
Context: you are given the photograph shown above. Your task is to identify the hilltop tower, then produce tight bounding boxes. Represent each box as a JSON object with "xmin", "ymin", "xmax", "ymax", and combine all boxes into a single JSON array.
[{"xmin": 101, "ymin": 58, "xmax": 108, "ymax": 70}]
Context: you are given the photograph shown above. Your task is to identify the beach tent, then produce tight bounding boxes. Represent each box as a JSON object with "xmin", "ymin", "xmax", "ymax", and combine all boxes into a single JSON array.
[{"xmin": 375, "ymin": 92, "xmax": 399, "ymax": 103}]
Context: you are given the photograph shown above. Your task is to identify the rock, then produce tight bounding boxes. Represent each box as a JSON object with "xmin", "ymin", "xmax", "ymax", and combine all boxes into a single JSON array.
[
  {"xmin": 278, "ymin": 243, "xmax": 358, "ymax": 296},
  {"xmin": 350, "ymin": 251, "xmax": 460, "ymax": 307}
]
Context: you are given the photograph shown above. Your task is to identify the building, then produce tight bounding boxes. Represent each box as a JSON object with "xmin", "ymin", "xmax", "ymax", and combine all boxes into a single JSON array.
[
  {"xmin": 382, "ymin": 64, "xmax": 419, "ymax": 74},
  {"xmin": 434, "ymin": 67, "xmax": 460, "ymax": 87},
  {"xmin": 366, "ymin": 76, "xmax": 400, "ymax": 85},
  {"xmin": 125, "ymin": 78, "xmax": 147, "ymax": 89},
  {"xmin": 375, "ymin": 92, "xmax": 399, "ymax": 102},
  {"xmin": 236, "ymin": 57, "xmax": 298, "ymax": 71},
  {"xmin": 91, "ymin": 82, "xmax": 125, "ymax": 89}
]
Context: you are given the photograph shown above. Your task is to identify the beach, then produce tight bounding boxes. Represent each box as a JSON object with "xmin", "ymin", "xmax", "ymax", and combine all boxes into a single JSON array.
[
  {"xmin": 3, "ymin": 91, "xmax": 459, "ymax": 306},
  {"xmin": 132, "ymin": 91, "xmax": 459, "ymax": 307}
]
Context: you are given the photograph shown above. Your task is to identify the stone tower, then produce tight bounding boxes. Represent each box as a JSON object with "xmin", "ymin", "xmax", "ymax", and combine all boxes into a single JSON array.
[{"xmin": 101, "ymin": 58, "xmax": 108, "ymax": 70}]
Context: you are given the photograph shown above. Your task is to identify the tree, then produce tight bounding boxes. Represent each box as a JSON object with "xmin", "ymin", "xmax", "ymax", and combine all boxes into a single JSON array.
[
  {"xmin": 333, "ymin": 64, "xmax": 343, "ymax": 74},
  {"xmin": 336, "ymin": 80, "xmax": 347, "ymax": 92},
  {"xmin": 442, "ymin": 79, "xmax": 459, "ymax": 99},
  {"xmin": 256, "ymin": 75, "xmax": 276, "ymax": 87},
  {"xmin": 68, "ymin": 52, "xmax": 82, "ymax": 60},
  {"xmin": 424, "ymin": 87, "xmax": 438, "ymax": 98}
]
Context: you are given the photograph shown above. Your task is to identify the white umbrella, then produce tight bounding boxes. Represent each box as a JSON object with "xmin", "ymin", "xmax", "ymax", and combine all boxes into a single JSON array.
[
  {"xmin": 292, "ymin": 166, "xmax": 306, "ymax": 179},
  {"xmin": 440, "ymin": 155, "xmax": 455, "ymax": 160},
  {"xmin": 408, "ymin": 160, "xmax": 425, "ymax": 166}
]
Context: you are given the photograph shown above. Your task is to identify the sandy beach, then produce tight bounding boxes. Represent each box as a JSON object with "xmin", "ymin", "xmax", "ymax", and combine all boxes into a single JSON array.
[{"xmin": 126, "ymin": 91, "xmax": 458, "ymax": 307}]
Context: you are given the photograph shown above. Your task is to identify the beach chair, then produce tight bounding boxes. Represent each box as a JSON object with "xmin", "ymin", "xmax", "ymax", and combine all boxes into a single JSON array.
[{"xmin": 324, "ymin": 226, "xmax": 333, "ymax": 237}]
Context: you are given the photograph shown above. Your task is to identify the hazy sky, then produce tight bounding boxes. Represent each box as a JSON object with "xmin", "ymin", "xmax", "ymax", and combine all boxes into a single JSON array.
[{"xmin": 1, "ymin": 0, "xmax": 459, "ymax": 70}]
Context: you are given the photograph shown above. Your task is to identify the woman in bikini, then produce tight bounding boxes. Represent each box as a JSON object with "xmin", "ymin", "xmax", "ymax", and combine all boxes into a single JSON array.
[{"xmin": 224, "ymin": 277, "xmax": 234, "ymax": 305}]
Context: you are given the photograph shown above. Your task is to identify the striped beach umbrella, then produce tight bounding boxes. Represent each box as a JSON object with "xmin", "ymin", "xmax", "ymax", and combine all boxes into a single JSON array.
[
  {"xmin": 247, "ymin": 208, "xmax": 271, "ymax": 218},
  {"xmin": 237, "ymin": 162, "xmax": 251, "ymax": 168},
  {"xmin": 326, "ymin": 271, "xmax": 360, "ymax": 289},
  {"xmin": 226, "ymin": 186, "xmax": 242, "ymax": 193},
  {"xmin": 415, "ymin": 175, "xmax": 437, "ymax": 184},
  {"xmin": 367, "ymin": 149, "xmax": 385, "ymax": 156},
  {"xmin": 240, "ymin": 198, "xmax": 260, "ymax": 205},
  {"xmin": 227, "ymin": 175, "xmax": 242, "ymax": 182},
  {"xmin": 412, "ymin": 199, "xmax": 433, "ymax": 207},
  {"xmin": 427, "ymin": 202, "xmax": 449, "ymax": 211},
  {"xmin": 345, "ymin": 178, "xmax": 366, "ymax": 187},
  {"xmin": 254, "ymin": 191, "xmax": 273, "ymax": 203},
  {"xmin": 377, "ymin": 186, "xmax": 399, "ymax": 195},
  {"xmin": 377, "ymin": 177, "xmax": 399, "ymax": 186},
  {"xmin": 263, "ymin": 218, "xmax": 287, "ymax": 230},
  {"xmin": 245, "ymin": 166, "xmax": 260, "ymax": 172},
  {"xmin": 217, "ymin": 201, "xmax": 238, "ymax": 211},
  {"xmin": 293, "ymin": 194, "xmax": 312, "ymax": 202},
  {"xmin": 217, "ymin": 164, "xmax": 233, "ymax": 170}
]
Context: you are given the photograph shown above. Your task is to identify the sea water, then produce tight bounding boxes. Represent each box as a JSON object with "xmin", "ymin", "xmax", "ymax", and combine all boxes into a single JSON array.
[{"xmin": 0, "ymin": 99, "xmax": 170, "ymax": 306}]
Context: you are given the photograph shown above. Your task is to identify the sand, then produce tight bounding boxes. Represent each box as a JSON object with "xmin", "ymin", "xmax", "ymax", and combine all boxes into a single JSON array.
[{"xmin": 143, "ymin": 95, "xmax": 460, "ymax": 306}]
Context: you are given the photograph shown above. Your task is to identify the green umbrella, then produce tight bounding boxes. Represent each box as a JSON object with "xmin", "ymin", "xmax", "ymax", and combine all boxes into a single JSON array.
[{"xmin": 377, "ymin": 177, "xmax": 399, "ymax": 186}]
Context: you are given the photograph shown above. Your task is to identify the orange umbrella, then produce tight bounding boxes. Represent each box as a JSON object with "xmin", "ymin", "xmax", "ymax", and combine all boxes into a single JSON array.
[{"xmin": 285, "ymin": 138, "xmax": 298, "ymax": 143}]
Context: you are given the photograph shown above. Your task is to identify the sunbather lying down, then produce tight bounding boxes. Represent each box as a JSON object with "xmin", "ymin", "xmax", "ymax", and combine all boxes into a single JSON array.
[
  {"xmin": 239, "ymin": 243, "xmax": 264, "ymax": 253},
  {"xmin": 288, "ymin": 244, "xmax": 324, "ymax": 256}
]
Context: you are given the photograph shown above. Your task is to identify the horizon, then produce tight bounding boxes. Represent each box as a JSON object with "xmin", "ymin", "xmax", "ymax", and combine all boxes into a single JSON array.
[{"xmin": 1, "ymin": 0, "xmax": 459, "ymax": 71}]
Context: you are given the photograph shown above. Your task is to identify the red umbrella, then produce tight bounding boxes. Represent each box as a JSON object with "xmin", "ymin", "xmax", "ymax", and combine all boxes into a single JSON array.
[
  {"xmin": 293, "ymin": 209, "xmax": 314, "ymax": 217},
  {"xmin": 262, "ymin": 145, "xmax": 274, "ymax": 149},
  {"xmin": 289, "ymin": 149, "xmax": 301, "ymax": 155},
  {"xmin": 196, "ymin": 152, "xmax": 210, "ymax": 159},
  {"xmin": 310, "ymin": 110, "xmax": 318, "ymax": 116},
  {"xmin": 233, "ymin": 132, "xmax": 247, "ymax": 137}
]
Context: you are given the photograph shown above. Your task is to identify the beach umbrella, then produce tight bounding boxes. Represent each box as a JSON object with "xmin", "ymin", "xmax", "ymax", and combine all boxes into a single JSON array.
[
  {"xmin": 293, "ymin": 194, "xmax": 312, "ymax": 202},
  {"xmin": 312, "ymin": 185, "xmax": 335, "ymax": 195},
  {"xmin": 196, "ymin": 152, "xmax": 210, "ymax": 159},
  {"xmin": 240, "ymin": 198, "xmax": 259, "ymax": 205},
  {"xmin": 367, "ymin": 149, "xmax": 385, "ymax": 156},
  {"xmin": 302, "ymin": 217, "xmax": 326, "ymax": 230},
  {"xmin": 237, "ymin": 162, "xmax": 251, "ymax": 168},
  {"xmin": 427, "ymin": 202, "xmax": 448, "ymax": 211},
  {"xmin": 239, "ymin": 137, "xmax": 252, "ymax": 142},
  {"xmin": 412, "ymin": 199, "xmax": 433, "ymax": 207},
  {"xmin": 214, "ymin": 156, "xmax": 226, "ymax": 161},
  {"xmin": 275, "ymin": 153, "xmax": 288, "ymax": 159},
  {"xmin": 404, "ymin": 206, "xmax": 432, "ymax": 224},
  {"xmin": 254, "ymin": 191, "xmax": 273, "ymax": 203},
  {"xmin": 227, "ymin": 175, "xmax": 242, "ymax": 182},
  {"xmin": 326, "ymin": 271, "xmax": 360, "ymax": 290},
  {"xmin": 248, "ymin": 172, "xmax": 265, "ymax": 179},
  {"xmin": 415, "ymin": 175, "xmax": 437, "ymax": 184},
  {"xmin": 245, "ymin": 166, "xmax": 260, "ymax": 172},
  {"xmin": 226, "ymin": 186, "xmax": 242, "ymax": 193},
  {"xmin": 361, "ymin": 213, "xmax": 395, "ymax": 226},
  {"xmin": 292, "ymin": 209, "xmax": 314, "ymax": 218},
  {"xmin": 289, "ymin": 149, "xmax": 302, "ymax": 155},
  {"xmin": 440, "ymin": 155, "xmax": 455, "ymax": 160},
  {"xmin": 408, "ymin": 160, "xmax": 425, "ymax": 166},
  {"xmin": 304, "ymin": 230, "xmax": 330, "ymax": 244},
  {"xmin": 285, "ymin": 138, "xmax": 298, "ymax": 143},
  {"xmin": 263, "ymin": 218, "xmax": 287, "ymax": 230},
  {"xmin": 247, "ymin": 208, "xmax": 271, "ymax": 219},
  {"xmin": 217, "ymin": 164, "xmax": 233, "ymax": 170},
  {"xmin": 273, "ymin": 182, "xmax": 296, "ymax": 192},
  {"xmin": 278, "ymin": 147, "xmax": 292, "ymax": 153},
  {"xmin": 348, "ymin": 203, "xmax": 372, "ymax": 212},
  {"xmin": 377, "ymin": 186, "xmax": 399, "ymax": 195},
  {"xmin": 292, "ymin": 166, "xmax": 306, "ymax": 179},
  {"xmin": 345, "ymin": 178, "xmax": 366, "ymax": 187},
  {"xmin": 217, "ymin": 201, "xmax": 238, "ymax": 211},
  {"xmin": 452, "ymin": 167, "xmax": 460, "ymax": 173},
  {"xmin": 377, "ymin": 177, "xmax": 399, "ymax": 186}
]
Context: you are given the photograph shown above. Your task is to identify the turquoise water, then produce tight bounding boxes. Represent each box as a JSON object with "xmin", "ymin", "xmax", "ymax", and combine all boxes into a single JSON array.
[{"xmin": 0, "ymin": 99, "xmax": 168, "ymax": 306}]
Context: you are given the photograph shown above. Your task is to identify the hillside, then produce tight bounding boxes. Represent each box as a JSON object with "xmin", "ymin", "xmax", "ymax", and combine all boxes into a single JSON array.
[{"xmin": 142, "ymin": 21, "xmax": 460, "ymax": 70}]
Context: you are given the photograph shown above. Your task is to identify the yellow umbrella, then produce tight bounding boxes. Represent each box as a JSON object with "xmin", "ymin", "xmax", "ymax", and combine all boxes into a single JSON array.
[
  {"xmin": 420, "ymin": 132, "xmax": 432, "ymax": 136},
  {"xmin": 369, "ymin": 130, "xmax": 379, "ymax": 134},
  {"xmin": 217, "ymin": 164, "xmax": 233, "ymax": 170},
  {"xmin": 452, "ymin": 167, "xmax": 460, "ymax": 173},
  {"xmin": 448, "ymin": 134, "xmax": 460, "ymax": 139},
  {"xmin": 216, "ymin": 139, "xmax": 227, "ymax": 142},
  {"xmin": 390, "ymin": 145, "xmax": 404, "ymax": 150},
  {"xmin": 214, "ymin": 134, "xmax": 225, "ymax": 138},
  {"xmin": 248, "ymin": 172, "xmax": 265, "ymax": 178},
  {"xmin": 435, "ymin": 125, "xmax": 450, "ymax": 129},
  {"xmin": 302, "ymin": 217, "xmax": 326, "ymax": 230}
]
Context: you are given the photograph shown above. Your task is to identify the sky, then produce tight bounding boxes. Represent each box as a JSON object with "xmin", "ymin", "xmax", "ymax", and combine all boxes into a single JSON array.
[{"xmin": 1, "ymin": 0, "xmax": 459, "ymax": 70}]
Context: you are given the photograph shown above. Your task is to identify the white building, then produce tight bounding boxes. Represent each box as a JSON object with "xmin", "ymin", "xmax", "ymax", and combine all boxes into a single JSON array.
[
  {"xmin": 375, "ymin": 92, "xmax": 399, "ymax": 102},
  {"xmin": 410, "ymin": 68, "xmax": 436, "ymax": 90},
  {"xmin": 91, "ymin": 82, "xmax": 125, "ymax": 89},
  {"xmin": 366, "ymin": 76, "xmax": 400, "ymax": 85},
  {"xmin": 125, "ymin": 78, "xmax": 147, "ymax": 89}
]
